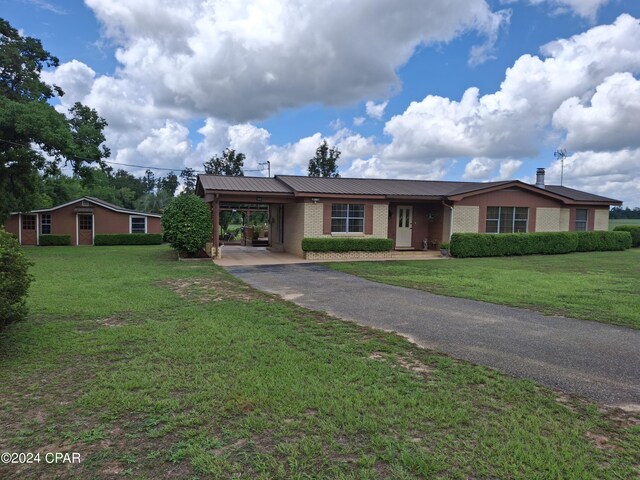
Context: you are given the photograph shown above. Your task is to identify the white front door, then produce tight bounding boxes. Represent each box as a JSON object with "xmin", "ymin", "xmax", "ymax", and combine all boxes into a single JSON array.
[{"xmin": 396, "ymin": 206, "xmax": 413, "ymax": 248}]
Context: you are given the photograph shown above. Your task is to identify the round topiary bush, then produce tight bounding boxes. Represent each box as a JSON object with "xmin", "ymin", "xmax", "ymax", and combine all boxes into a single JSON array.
[
  {"xmin": 0, "ymin": 227, "xmax": 33, "ymax": 329},
  {"xmin": 161, "ymin": 194, "xmax": 212, "ymax": 256}
]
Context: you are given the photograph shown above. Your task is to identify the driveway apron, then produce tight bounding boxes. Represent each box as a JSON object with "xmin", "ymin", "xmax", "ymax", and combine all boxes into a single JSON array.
[{"xmin": 225, "ymin": 263, "xmax": 640, "ymax": 408}]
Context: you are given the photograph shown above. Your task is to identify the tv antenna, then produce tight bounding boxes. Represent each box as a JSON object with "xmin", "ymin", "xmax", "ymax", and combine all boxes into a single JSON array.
[
  {"xmin": 258, "ymin": 160, "xmax": 271, "ymax": 177},
  {"xmin": 554, "ymin": 149, "xmax": 567, "ymax": 186}
]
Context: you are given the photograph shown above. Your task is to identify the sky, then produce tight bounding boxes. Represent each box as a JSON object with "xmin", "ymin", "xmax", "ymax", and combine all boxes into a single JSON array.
[{"xmin": 3, "ymin": 0, "xmax": 640, "ymax": 207}]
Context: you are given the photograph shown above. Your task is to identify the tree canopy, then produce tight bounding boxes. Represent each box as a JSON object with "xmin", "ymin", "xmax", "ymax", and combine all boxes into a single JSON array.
[
  {"xmin": 203, "ymin": 148, "xmax": 245, "ymax": 176},
  {"xmin": 308, "ymin": 140, "xmax": 340, "ymax": 178},
  {"xmin": 0, "ymin": 17, "xmax": 110, "ymax": 221}
]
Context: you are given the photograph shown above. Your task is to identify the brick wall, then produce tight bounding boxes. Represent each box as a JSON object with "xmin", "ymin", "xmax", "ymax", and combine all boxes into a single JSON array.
[
  {"xmin": 560, "ymin": 208, "xmax": 570, "ymax": 231},
  {"xmin": 305, "ymin": 251, "xmax": 392, "ymax": 261},
  {"xmin": 594, "ymin": 209, "xmax": 609, "ymax": 231},
  {"xmin": 535, "ymin": 207, "xmax": 562, "ymax": 232},
  {"xmin": 452, "ymin": 206, "xmax": 479, "ymax": 233},
  {"xmin": 372, "ymin": 204, "xmax": 389, "ymax": 238},
  {"xmin": 304, "ymin": 203, "xmax": 324, "ymax": 237},
  {"xmin": 283, "ymin": 203, "xmax": 305, "ymax": 256}
]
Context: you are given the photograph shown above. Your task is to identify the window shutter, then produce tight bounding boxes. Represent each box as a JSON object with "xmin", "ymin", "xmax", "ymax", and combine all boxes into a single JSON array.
[
  {"xmin": 323, "ymin": 202, "xmax": 332, "ymax": 234},
  {"xmin": 364, "ymin": 204, "xmax": 374, "ymax": 235}
]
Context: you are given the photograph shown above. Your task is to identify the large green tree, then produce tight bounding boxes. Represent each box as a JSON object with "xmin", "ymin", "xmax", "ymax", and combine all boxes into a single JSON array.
[
  {"xmin": 307, "ymin": 140, "xmax": 340, "ymax": 178},
  {"xmin": 203, "ymin": 148, "xmax": 245, "ymax": 176},
  {"xmin": 158, "ymin": 171, "xmax": 179, "ymax": 196},
  {"xmin": 0, "ymin": 18, "xmax": 110, "ymax": 221}
]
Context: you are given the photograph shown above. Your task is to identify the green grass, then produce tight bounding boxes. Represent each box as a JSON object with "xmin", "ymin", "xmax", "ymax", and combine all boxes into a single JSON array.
[
  {"xmin": 329, "ymin": 250, "xmax": 640, "ymax": 329},
  {"xmin": 609, "ymin": 219, "xmax": 640, "ymax": 230},
  {"xmin": 1, "ymin": 246, "xmax": 638, "ymax": 479}
]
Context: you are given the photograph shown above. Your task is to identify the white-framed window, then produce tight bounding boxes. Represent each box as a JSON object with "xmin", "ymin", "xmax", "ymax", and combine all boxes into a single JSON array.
[
  {"xmin": 331, "ymin": 204, "xmax": 364, "ymax": 233},
  {"xmin": 486, "ymin": 207, "xmax": 528, "ymax": 233},
  {"xmin": 130, "ymin": 216, "xmax": 147, "ymax": 233},
  {"xmin": 41, "ymin": 214, "xmax": 51, "ymax": 234},
  {"xmin": 575, "ymin": 209, "xmax": 588, "ymax": 231}
]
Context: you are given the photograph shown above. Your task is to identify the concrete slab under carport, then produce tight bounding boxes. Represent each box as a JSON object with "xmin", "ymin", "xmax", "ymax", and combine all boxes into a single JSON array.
[{"xmin": 213, "ymin": 245, "xmax": 444, "ymax": 266}]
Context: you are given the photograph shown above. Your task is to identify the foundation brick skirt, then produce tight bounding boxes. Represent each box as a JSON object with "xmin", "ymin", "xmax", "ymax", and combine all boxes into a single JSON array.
[{"xmin": 304, "ymin": 251, "xmax": 393, "ymax": 261}]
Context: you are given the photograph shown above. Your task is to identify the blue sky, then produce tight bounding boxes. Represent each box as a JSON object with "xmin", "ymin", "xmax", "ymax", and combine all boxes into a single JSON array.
[{"xmin": 4, "ymin": 0, "xmax": 640, "ymax": 206}]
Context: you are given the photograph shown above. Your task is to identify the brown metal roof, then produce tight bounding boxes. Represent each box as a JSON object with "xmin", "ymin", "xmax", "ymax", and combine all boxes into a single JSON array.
[
  {"xmin": 197, "ymin": 175, "xmax": 294, "ymax": 193},
  {"xmin": 544, "ymin": 186, "xmax": 622, "ymax": 204},
  {"xmin": 196, "ymin": 174, "xmax": 622, "ymax": 205},
  {"xmin": 276, "ymin": 175, "xmax": 510, "ymax": 197}
]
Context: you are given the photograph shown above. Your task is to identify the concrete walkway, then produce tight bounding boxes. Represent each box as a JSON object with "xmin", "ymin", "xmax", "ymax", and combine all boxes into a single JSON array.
[{"xmin": 226, "ymin": 263, "xmax": 640, "ymax": 408}]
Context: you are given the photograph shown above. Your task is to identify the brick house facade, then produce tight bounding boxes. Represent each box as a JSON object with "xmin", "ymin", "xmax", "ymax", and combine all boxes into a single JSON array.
[{"xmin": 196, "ymin": 171, "xmax": 622, "ymax": 259}]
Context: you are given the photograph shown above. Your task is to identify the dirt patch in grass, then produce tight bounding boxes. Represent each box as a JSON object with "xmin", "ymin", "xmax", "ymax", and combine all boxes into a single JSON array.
[
  {"xmin": 368, "ymin": 351, "xmax": 433, "ymax": 375},
  {"xmin": 160, "ymin": 277, "xmax": 269, "ymax": 303}
]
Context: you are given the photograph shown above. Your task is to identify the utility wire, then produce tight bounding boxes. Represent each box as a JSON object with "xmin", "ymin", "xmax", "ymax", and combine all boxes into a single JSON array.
[{"xmin": 0, "ymin": 137, "xmax": 267, "ymax": 174}]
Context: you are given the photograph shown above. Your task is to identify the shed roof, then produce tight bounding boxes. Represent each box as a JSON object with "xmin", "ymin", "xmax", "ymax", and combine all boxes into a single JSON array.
[{"xmin": 10, "ymin": 196, "xmax": 162, "ymax": 217}]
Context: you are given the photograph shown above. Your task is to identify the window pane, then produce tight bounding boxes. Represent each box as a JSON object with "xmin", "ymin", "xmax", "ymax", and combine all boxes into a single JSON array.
[
  {"xmin": 79, "ymin": 215, "xmax": 92, "ymax": 230},
  {"xmin": 514, "ymin": 220, "xmax": 528, "ymax": 233},
  {"xmin": 515, "ymin": 208, "xmax": 529, "ymax": 220},
  {"xmin": 22, "ymin": 215, "xmax": 35, "ymax": 230},
  {"xmin": 332, "ymin": 204, "xmax": 347, "ymax": 217},
  {"xmin": 576, "ymin": 209, "xmax": 588, "ymax": 221},
  {"xmin": 348, "ymin": 204, "xmax": 364, "ymax": 218},
  {"xmin": 405, "ymin": 209, "xmax": 410, "ymax": 228},
  {"xmin": 398, "ymin": 209, "xmax": 403, "ymax": 228},
  {"xmin": 41, "ymin": 214, "xmax": 51, "ymax": 234},
  {"xmin": 486, "ymin": 220, "xmax": 498, "ymax": 233},
  {"xmin": 331, "ymin": 218, "xmax": 346, "ymax": 233},
  {"xmin": 348, "ymin": 218, "xmax": 364, "ymax": 233},
  {"xmin": 131, "ymin": 217, "xmax": 146, "ymax": 233},
  {"xmin": 499, "ymin": 208, "xmax": 513, "ymax": 233},
  {"xmin": 487, "ymin": 207, "xmax": 500, "ymax": 220}
]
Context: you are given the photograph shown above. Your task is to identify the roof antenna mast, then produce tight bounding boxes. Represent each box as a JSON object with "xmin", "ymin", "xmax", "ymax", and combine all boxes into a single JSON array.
[{"xmin": 554, "ymin": 149, "xmax": 567, "ymax": 186}]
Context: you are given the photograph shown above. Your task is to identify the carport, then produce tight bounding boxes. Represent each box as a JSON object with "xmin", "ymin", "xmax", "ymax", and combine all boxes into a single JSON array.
[{"xmin": 196, "ymin": 176, "xmax": 296, "ymax": 259}]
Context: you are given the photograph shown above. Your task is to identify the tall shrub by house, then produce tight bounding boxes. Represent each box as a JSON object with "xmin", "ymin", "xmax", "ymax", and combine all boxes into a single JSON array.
[
  {"xmin": 161, "ymin": 194, "xmax": 211, "ymax": 255},
  {"xmin": 0, "ymin": 228, "xmax": 33, "ymax": 329}
]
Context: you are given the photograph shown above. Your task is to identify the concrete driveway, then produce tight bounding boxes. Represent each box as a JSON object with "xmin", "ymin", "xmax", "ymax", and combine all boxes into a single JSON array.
[{"xmin": 226, "ymin": 263, "xmax": 640, "ymax": 408}]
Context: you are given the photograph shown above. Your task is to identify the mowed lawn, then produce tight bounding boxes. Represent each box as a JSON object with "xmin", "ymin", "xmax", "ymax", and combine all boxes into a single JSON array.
[
  {"xmin": 609, "ymin": 219, "xmax": 640, "ymax": 230},
  {"xmin": 1, "ymin": 247, "xmax": 638, "ymax": 479},
  {"xmin": 329, "ymin": 250, "xmax": 640, "ymax": 329}
]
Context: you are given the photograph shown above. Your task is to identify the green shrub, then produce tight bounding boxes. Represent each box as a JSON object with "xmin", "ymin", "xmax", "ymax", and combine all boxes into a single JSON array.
[
  {"xmin": 613, "ymin": 225, "xmax": 640, "ymax": 247},
  {"xmin": 162, "ymin": 195, "xmax": 212, "ymax": 255},
  {"xmin": 39, "ymin": 234, "xmax": 71, "ymax": 246},
  {"xmin": 575, "ymin": 231, "xmax": 631, "ymax": 252},
  {"xmin": 94, "ymin": 234, "xmax": 163, "ymax": 246},
  {"xmin": 0, "ymin": 227, "xmax": 33, "ymax": 329},
  {"xmin": 302, "ymin": 237, "xmax": 393, "ymax": 252},
  {"xmin": 449, "ymin": 231, "xmax": 630, "ymax": 258}
]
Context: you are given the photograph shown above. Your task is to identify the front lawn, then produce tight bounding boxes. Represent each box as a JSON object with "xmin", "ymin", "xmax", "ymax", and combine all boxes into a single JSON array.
[
  {"xmin": 329, "ymin": 250, "xmax": 640, "ymax": 329},
  {"xmin": 1, "ymin": 246, "xmax": 638, "ymax": 479}
]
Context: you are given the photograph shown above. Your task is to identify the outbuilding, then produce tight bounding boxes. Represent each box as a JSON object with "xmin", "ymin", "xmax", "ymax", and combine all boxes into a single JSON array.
[{"xmin": 3, "ymin": 196, "xmax": 162, "ymax": 246}]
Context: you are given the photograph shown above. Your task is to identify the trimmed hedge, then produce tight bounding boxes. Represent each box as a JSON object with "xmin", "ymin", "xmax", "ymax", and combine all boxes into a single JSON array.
[
  {"xmin": 39, "ymin": 234, "xmax": 71, "ymax": 246},
  {"xmin": 450, "ymin": 231, "xmax": 631, "ymax": 258},
  {"xmin": 575, "ymin": 231, "xmax": 631, "ymax": 252},
  {"xmin": 613, "ymin": 225, "xmax": 640, "ymax": 247},
  {"xmin": 302, "ymin": 237, "xmax": 393, "ymax": 253},
  {"xmin": 95, "ymin": 234, "xmax": 163, "ymax": 246}
]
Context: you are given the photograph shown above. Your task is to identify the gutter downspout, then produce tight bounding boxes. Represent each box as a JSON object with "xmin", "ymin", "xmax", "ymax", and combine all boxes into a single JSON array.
[{"xmin": 442, "ymin": 199, "xmax": 454, "ymax": 242}]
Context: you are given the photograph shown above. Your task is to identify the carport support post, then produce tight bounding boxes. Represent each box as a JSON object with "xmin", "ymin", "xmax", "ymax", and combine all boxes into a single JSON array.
[{"xmin": 212, "ymin": 196, "xmax": 220, "ymax": 259}]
